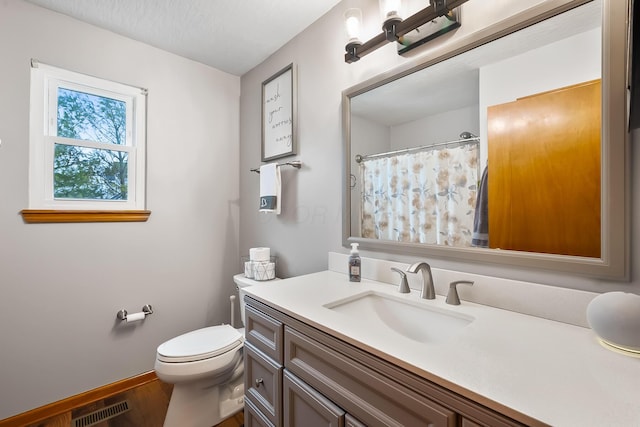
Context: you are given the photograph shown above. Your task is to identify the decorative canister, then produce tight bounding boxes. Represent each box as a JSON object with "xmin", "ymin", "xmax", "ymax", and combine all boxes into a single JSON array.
[
  {"xmin": 241, "ymin": 255, "xmax": 277, "ymax": 281},
  {"xmin": 587, "ymin": 292, "xmax": 640, "ymax": 354}
]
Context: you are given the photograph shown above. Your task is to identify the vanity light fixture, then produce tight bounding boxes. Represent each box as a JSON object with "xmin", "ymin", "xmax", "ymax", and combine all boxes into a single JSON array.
[
  {"xmin": 380, "ymin": 0, "xmax": 403, "ymax": 42},
  {"xmin": 344, "ymin": 8, "xmax": 363, "ymax": 56},
  {"xmin": 345, "ymin": 0, "xmax": 469, "ymax": 63}
]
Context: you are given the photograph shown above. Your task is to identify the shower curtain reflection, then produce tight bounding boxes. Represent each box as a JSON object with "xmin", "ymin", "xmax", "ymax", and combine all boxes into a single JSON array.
[{"xmin": 360, "ymin": 141, "xmax": 479, "ymax": 246}]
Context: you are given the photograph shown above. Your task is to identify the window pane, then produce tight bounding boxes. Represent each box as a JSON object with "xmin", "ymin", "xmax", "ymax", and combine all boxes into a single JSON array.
[
  {"xmin": 54, "ymin": 143, "xmax": 128, "ymax": 200},
  {"xmin": 57, "ymin": 88, "xmax": 126, "ymax": 146}
]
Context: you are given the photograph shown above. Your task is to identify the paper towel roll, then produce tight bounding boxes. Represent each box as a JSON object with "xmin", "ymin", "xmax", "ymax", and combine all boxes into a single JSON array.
[
  {"xmin": 126, "ymin": 312, "xmax": 146, "ymax": 323},
  {"xmin": 250, "ymin": 247, "xmax": 270, "ymax": 261}
]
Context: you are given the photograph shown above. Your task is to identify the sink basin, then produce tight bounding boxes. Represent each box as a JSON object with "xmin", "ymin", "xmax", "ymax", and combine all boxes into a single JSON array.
[{"xmin": 324, "ymin": 291, "xmax": 474, "ymax": 344}]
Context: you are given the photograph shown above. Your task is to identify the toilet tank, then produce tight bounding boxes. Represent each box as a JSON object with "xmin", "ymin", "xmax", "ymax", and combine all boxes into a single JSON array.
[{"xmin": 233, "ymin": 274, "xmax": 281, "ymax": 326}]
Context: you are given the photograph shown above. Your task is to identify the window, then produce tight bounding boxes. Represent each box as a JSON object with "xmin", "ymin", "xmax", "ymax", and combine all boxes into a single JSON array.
[{"xmin": 23, "ymin": 61, "xmax": 148, "ymax": 223}]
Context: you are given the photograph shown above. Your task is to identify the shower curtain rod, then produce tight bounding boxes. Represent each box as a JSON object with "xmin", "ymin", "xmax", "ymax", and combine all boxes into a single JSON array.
[{"xmin": 355, "ymin": 136, "xmax": 479, "ymax": 163}]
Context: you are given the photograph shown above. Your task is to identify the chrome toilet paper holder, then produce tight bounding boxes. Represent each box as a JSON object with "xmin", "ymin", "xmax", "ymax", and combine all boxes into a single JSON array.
[{"xmin": 117, "ymin": 304, "xmax": 153, "ymax": 321}]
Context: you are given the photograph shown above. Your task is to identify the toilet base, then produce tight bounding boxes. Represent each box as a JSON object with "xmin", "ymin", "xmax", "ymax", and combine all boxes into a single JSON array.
[{"xmin": 163, "ymin": 371, "xmax": 244, "ymax": 427}]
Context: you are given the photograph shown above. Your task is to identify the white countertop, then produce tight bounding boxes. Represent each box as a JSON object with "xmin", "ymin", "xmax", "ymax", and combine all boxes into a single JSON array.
[{"xmin": 244, "ymin": 270, "xmax": 640, "ymax": 427}]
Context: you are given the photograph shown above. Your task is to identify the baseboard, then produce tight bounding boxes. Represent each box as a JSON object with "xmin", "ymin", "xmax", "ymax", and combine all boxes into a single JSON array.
[{"xmin": 0, "ymin": 371, "xmax": 158, "ymax": 427}]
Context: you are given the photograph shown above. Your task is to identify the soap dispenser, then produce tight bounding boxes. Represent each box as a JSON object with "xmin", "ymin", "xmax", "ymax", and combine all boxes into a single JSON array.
[{"xmin": 349, "ymin": 243, "xmax": 361, "ymax": 282}]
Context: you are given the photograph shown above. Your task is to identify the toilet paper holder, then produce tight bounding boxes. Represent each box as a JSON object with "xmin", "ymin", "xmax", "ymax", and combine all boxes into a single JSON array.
[{"xmin": 117, "ymin": 304, "xmax": 153, "ymax": 322}]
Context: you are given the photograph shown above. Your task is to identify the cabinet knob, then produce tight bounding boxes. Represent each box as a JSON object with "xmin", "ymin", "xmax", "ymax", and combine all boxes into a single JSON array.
[{"xmin": 255, "ymin": 377, "xmax": 264, "ymax": 387}]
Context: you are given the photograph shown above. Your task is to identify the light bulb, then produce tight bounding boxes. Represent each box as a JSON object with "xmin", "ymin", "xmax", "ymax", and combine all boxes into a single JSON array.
[
  {"xmin": 379, "ymin": 0, "xmax": 403, "ymax": 21},
  {"xmin": 344, "ymin": 8, "xmax": 362, "ymax": 43}
]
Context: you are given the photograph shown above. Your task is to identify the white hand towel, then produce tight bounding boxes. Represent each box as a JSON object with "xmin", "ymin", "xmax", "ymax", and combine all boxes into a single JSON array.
[{"xmin": 259, "ymin": 163, "xmax": 281, "ymax": 214}]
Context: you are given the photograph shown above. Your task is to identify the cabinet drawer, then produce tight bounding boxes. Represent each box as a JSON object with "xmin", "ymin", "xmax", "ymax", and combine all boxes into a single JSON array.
[
  {"xmin": 245, "ymin": 342, "xmax": 283, "ymax": 426},
  {"xmin": 245, "ymin": 302, "xmax": 284, "ymax": 363},
  {"xmin": 285, "ymin": 327, "xmax": 456, "ymax": 427},
  {"xmin": 245, "ymin": 397, "xmax": 276, "ymax": 427}
]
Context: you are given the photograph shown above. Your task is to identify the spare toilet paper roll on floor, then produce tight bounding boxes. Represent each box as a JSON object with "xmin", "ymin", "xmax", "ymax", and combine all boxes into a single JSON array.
[{"xmin": 250, "ymin": 247, "xmax": 270, "ymax": 261}]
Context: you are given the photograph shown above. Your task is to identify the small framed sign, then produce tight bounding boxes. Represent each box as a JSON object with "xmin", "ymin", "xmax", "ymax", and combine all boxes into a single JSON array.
[{"xmin": 262, "ymin": 63, "xmax": 297, "ymax": 161}]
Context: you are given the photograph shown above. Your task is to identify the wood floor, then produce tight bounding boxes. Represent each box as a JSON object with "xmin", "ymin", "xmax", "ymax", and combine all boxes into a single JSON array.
[{"xmin": 26, "ymin": 380, "xmax": 243, "ymax": 427}]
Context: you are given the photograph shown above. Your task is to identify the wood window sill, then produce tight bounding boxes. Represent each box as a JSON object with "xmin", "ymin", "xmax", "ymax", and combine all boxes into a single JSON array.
[{"xmin": 20, "ymin": 210, "xmax": 151, "ymax": 223}]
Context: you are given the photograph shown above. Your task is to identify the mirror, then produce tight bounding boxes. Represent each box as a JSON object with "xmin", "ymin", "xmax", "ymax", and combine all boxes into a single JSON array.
[{"xmin": 343, "ymin": 0, "xmax": 629, "ymax": 279}]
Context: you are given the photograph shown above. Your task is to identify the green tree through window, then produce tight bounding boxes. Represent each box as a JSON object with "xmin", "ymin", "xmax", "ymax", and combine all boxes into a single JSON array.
[
  {"xmin": 29, "ymin": 62, "xmax": 146, "ymax": 212},
  {"xmin": 55, "ymin": 88, "xmax": 128, "ymax": 200}
]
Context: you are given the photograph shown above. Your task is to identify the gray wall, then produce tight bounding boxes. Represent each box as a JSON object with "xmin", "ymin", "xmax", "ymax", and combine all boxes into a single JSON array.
[
  {"xmin": 0, "ymin": 0, "xmax": 240, "ymax": 419},
  {"xmin": 239, "ymin": 0, "xmax": 640, "ymax": 293},
  {"xmin": 2, "ymin": 0, "xmax": 639, "ymax": 421}
]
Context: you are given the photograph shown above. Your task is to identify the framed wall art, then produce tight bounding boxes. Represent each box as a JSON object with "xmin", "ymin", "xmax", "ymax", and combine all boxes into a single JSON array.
[{"xmin": 262, "ymin": 63, "xmax": 297, "ymax": 161}]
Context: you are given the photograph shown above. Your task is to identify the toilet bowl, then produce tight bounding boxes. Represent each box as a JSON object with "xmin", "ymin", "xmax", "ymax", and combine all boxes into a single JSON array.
[{"xmin": 155, "ymin": 274, "xmax": 279, "ymax": 427}]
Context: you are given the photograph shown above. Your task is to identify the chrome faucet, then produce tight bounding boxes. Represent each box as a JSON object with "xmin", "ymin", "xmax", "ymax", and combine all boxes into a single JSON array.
[{"xmin": 406, "ymin": 262, "xmax": 435, "ymax": 299}]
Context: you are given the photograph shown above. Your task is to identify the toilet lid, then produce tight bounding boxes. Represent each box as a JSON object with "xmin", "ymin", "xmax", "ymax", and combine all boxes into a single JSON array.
[{"xmin": 157, "ymin": 325, "xmax": 243, "ymax": 363}]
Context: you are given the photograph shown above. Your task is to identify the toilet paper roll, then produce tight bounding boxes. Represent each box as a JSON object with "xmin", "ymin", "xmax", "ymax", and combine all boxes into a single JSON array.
[
  {"xmin": 266, "ymin": 262, "xmax": 275, "ymax": 280},
  {"xmin": 253, "ymin": 261, "xmax": 267, "ymax": 281},
  {"xmin": 244, "ymin": 261, "xmax": 254, "ymax": 279},
  {"xmin": 250, "ymin": 247, "xmax": 270, "ymax": 261},
  {"xmin": 126, "ymin": 312, "xmax": 146, "ymax": 323},
  {"xmin": 254, "ymin": 261, "xmax": 276, "ymax": 281}
]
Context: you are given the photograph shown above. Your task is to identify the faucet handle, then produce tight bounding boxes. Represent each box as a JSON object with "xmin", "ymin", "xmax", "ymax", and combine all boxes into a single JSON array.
[
  {"xmin": 391, "ymin": 268, "xmax": 410, "ymax": 294},
  {"xmin": 446, "ymin": 280, "xmax": 474, "ymax": 305}
]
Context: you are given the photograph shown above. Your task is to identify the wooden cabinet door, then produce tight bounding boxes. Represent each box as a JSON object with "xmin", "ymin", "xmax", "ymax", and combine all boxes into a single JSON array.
[
  {"xmin": 283, "ymin": 370, "xmax": 345, "ymax": 427},
  {"xmin": 487, "ymin": 79, "xmax": 601, "ymax": 257},
  {"xmin": 246, "ymin": 397, "xmax": 276, "ymax": 427},
  {"xmin": 345, "ymin": 414, "xmax": 366, "ymax": 427},
  {"xmin": 245, "ymin": 343, "xmax": 283, "ymax": 426}
]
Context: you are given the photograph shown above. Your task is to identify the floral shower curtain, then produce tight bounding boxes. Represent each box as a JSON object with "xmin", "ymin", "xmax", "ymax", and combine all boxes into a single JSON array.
[{"xmin": 360, "ymin": 142, "xmax": 479, "ymax": 246}]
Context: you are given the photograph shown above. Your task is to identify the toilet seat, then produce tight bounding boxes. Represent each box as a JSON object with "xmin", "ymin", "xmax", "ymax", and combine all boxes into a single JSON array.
[{"xmin": 157, "ymin": 325, "xmax": 243, "ymax": 363}]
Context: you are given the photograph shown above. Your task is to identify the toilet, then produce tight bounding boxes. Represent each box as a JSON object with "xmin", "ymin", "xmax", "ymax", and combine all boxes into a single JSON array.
[{"xmin": 155, "ymin": 274, "xmax": 279, "ymax": 427}]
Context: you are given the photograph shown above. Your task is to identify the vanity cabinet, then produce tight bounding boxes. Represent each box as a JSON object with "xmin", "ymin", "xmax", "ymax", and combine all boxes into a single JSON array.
[
  {"xmin": 245, "ymin": 397, "xmax": 276, "ymax": 427},
  {"xmin": 244, "ymin": 304, "xmax": 284, "ymax": 427},
  {"xmin": 244, "ymin": 297, "xmax": 528, "ymax": 427},
  {"xmin": 284, "ymin": 326, "xmax": 454, "ymax": 426},
  {"xmin": 245, "ymin": 343, "xmax": 282, "ymax": 426},
  {"xmin": 283, "ymin": 369, "xmax": 346, "ymax": 426}
]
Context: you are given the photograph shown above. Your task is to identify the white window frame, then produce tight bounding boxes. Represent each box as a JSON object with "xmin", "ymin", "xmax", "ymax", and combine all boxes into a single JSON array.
[{"xmin": 29, "ymin": 62, "xmax": 146, "ymax": 210}]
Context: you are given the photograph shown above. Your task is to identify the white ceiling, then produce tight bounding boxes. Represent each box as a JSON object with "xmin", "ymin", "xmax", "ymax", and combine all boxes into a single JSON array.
[{"xmin": 24, "ymin": 0, "xmax": 342, "ymax": 76}]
